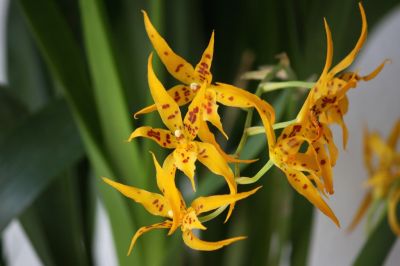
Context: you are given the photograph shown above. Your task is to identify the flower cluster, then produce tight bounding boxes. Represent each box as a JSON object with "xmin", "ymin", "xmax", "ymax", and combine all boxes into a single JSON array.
[
  {"xmin": 102, "ymin": 2, "xmax": 387, "ymax": 255},
  {"xmin": 269, "ymin": 3, "xmax": 386, "ymax": 226},
  {"xmin": 348, "ymin": 120, "xmax": 400, "ymax": 235}
]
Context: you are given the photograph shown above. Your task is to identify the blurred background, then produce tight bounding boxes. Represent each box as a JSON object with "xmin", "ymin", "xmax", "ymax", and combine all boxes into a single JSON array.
[{"xmin": 0, "ymin": 0, "xmax": 399, "ymax": 265}]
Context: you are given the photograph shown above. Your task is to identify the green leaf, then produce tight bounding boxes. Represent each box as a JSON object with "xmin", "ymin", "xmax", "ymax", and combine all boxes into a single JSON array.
[
  {"xmin": 79, "ymin": 0, "xmax": 145, "ymax": 187},
  {"xmin": 22, "ymin": 172, "xmax": 91, "ymax": 266},
  {"xmin": 353, "ymin": 205, "xmax": 398, "ymax": 266},
  {"xmin": 18, "ymin": 1, "xmax": 142, "ymax": 265},
  {"xmin": 0, "ymin": 99, "xmax": 83, "ymax": 231},
  {"xmin": 7, "ymin": 1, "xmax": 52, "ymax": 111}
]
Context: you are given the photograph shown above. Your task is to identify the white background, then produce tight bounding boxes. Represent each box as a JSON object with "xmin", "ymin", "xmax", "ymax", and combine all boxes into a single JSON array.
[{"xmin": 0, "ymin": 0, "xmax": 399, "ymax": 265}]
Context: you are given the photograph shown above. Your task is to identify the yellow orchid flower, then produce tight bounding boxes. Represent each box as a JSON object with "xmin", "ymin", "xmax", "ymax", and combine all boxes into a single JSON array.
[
  {"xmin": 130, "ymin": 54, "xmax": 239, "ymax": 220},
  {"xmin": 297, "ymin": 3, "xmax": 387, "ymax": 149},
  {"xmin": 348, "ymin": 120, "xmax": 400, "ymax": 235},
  {"xmin": 102, "ymin": 154, "xmax": 261, "ymax": 254},
  {"xmin": 134, "ymin": 10, "xmax": 276, "ymax": 161},
  {"xmin": 270, "ymin": 120, "xmax": 340, "ymax": 226},
  {"xmin": 269, "ymin": 3, "xmax": 388, "ymax": 226}
]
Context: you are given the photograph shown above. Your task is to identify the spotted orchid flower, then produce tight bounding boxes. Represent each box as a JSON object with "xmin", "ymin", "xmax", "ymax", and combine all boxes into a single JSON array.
[
  {"xmin": 102, "ymin": 153, "xmax": 261, "ymax": 254},
  {"xmin": 297, "ymin": 3, "xmax": 387, "ymax": 149},
  {"xmin": 134, "ymin": 11, "xmax": 276, "ymax": 163},
  {"xmin": 269, "ymin": 3, "xmax": 387, "ymax": 226},
  {"xmin": 348, "ymin": 120, "xmax": 400, "ymax": 235},
  {"xmin": 130, "ymin": 54, "xmax": 240, "ymax": 220}
]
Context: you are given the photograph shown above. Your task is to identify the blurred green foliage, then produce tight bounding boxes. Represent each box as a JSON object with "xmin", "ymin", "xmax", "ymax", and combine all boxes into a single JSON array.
[{"xmin": 0, "ymin": 0, "xmax": 398, "ymax": 265}]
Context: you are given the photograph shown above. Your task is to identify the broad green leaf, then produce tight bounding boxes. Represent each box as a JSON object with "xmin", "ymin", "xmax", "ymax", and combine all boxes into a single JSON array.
[
  {"xmin": 0, "ymin": 87, "xmax": 28, "ymax": 140},
  {"xmin": 7, "ymin": 1, "xmax": 52, "ymax": 111},
  {"xmin": 0, "ymin": 99, "xmax": 83, "ymax": 231},
  {"xmin": 22, "ymin": 172, "xmax": 91, "ymax": 266},
  {"xmin": 18, "ymin": 1, "xmax": 142, "ymax": 265}
]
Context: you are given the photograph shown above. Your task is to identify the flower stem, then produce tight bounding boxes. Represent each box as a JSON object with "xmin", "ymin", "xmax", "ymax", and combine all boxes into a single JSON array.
[
  {"xmin": 233, "ymin": 64, "xmax": 284, "ymax": 177},
  {"xmin": 199, "ymin": 205, "xmax": 228, "ymax": 223},
  {"xmin": 235, "ymin": 160, "xmax": 274, "ymax": 184},
  {"xmin": 261, "ymin": 81, "xmax": 315, "ymax": 92},
  {"xmin": 246, "ymin": 119, "xmax": 297, "ymax": 136}
]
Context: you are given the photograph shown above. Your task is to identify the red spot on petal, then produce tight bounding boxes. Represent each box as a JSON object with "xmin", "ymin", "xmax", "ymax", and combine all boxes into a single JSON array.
[
  {"xmin": 320, "ymin": 159, "xmax": 326, "ymax": 165},
  {"xmin": 162, "ymin": 104, "xmax": 170, "ymax": 109},
  {"xmin": 175, "ymin": 64, "xmax": 184, "ymax": 72},
  {"xmin": 303, "ymin": 184, "xmax": 308, "ymax": 189},
  {"xmin": 228, "ymin": 96, "xmax": 234, "ymax": 101},
  {"xmin": 164, "ymin": 51, "xmax": 169, "ymax": 56}
]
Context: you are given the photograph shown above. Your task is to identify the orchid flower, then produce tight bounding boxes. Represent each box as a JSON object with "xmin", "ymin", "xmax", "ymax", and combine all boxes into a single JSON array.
[
  {"xmin": 348, "ymin": 120, "xmax": 400, "ymax": 235},
  {"xmin": 102, "ymin": 153, "xmax": 261, "ymax": 254},
  {"xmin": 134, "ymin": 11, "xmax": 276, "ymax": 162},
  {"xmin": 130, "ymin": 54, "xmax": 240, "ymax": 220},
  {"xmin": 269, "ymin": 3, "xmax": 387, "ymax": 226}
]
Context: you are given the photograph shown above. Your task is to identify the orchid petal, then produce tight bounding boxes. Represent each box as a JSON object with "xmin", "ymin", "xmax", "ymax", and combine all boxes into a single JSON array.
[
  {"xmin": 148, "ymin": 53, "xmax": 184, "ymax": 132},
  {"xmin": 173, "ymin": 143, "xmax": 198, "ymax": 190},
  {"xmin": 330, "ymin": 3, "xmax": 367, "ymax": 75},
  {"xmin": 127, "ymin": 221, "xmax": 172, "ymax": 255},
  {"xmin": 102, "ymin": 177, "xmax": 171, "ymax": 217},
  {"xmin": 203, "ymin": 89, "xmax": 228, "ymax": 139},
  {"xmin": 198, "ymin": 119, "xmax": 256, "ymax": 164},
  {"xmin": 183, "ymin": 83, "xmax": 207, "ymax": 140},
  {"xmin": 191, "ymin": 186, "xmax": 261, "ymax": 215},
  {"xmin": 195, "ymin": 141, "xmax": 237, "ymax": 221},
  {"xmin": 347, "ymin": 193, "xmax": 372, "ymax": 232},
  {"xmin": 283, "ymin": 168, "xmax": 339, "ymax": 226},
  {"xmin": 142, "ymin": 11, "xmax": 195, "ymax": 84},
  {"xmin": 128, "ymin": 126, "xmax": 177, "ymax": 148},
  {"xmin": 134, "ymin": 85, "xmax": 194, "ymax": 119},
  {"xmin": 182, "ymin": 230, "xmax": 246, "ymax": 251},
  {"xmin": 213, "ymin": 83, "xmax": 276, "ymax": 146},
  {"xmin": 151, "ymin": 153, "xmax": 182, "ymax": 234},
  {"xmin": 194, "ymin": 31, "xmax": 214, "ymax": 84}
]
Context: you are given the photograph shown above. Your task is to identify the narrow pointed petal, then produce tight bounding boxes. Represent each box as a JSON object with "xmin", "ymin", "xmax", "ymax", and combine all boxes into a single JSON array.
[
  {"xmin": 127, "ymin": 221, "xmax": 172, "ymax": 255},
  {"xmin": 330, "ymin": 3, "xmax": 367, "ymax": 75},
  {"xmin": 182, "ymin": 230, "xmax": 246, "ymax": 251},
  {"xmin": 148, "ymin": 54, "xmax": 184, "ymax": 132},
  {"xmin": 128, "ymin": 126, "xmax": 177, "ymax": 149},
  {"xmin": 102, "ymin": 177, "xmax": 171, "ymax": 217},
  {"xmin": 134, "ymin": 84, "xmax": 195, "ymax": 119},
  {"xmin": 388, "ymin": 189, "xmax": 400, "ymax": 236},
  {"xmin": 286, "ymin": 153, "xmax": 320, "ymax": 177},
  {"xmin": 347, "ymin": 193, "xmax": 372, "ymax": 232},
  {"xmin": 322, "ymin": 126, "xmax": 339, "ymax": 165},
  {"xmin": 194, "ymin": 31, "xmax": 214, "ymax": 84},
  {"xmin": 151, "ymin": 153, "xmax": 182, "ymax": 234},
  {"xmin": 313, "ymin": 141, "xmax": 334, "ymax": 194},
  {"xmin": 213, "ymin": 83, "xmax": 276, "ymax": 146},
  {"xmin": 195, "ymin": 141, "xmax": 237, "ymax": 221},
  {"xmin": 203, "ymin": 89, "xmax": 228, "ymax": 139},
  {"xmin": 283, "ymin": 168, "xmax": 340, "ymax": 226},
  {"xmin": 183, "ymin": 83, "xmax": 207, "ymax": 140},
  {"xmin": 191, "ymin": 186, "xmax": 261, "ymax": 215},
  {"xmin": 142, "ymin": 11, "xmax": 195, "ymax": 84},
  {"xmin": 321, "ymin": 18, "xmax": 333, "ymax": 77},
  {"xmin": 173, "ymin": 144, "xmax": 198, "ymax": 190},
  {"xmin": 198, "ymin": 119, "xmax": 256, "ymax": 163}
]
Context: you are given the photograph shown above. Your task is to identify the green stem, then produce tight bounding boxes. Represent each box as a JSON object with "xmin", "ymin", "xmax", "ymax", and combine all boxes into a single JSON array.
[
  {"xmin": 261, "ymin": 81, "xmax": 314, "ymax": 92},
  {"xmin": 247, "ymin": 119, "xmax": 297, "ymax": 136},
  {"xmin": 234, "ymin": 64, "xmax": 284, "ymax": 177},
  {"xmin": 199, "ymin": 205, "xmax": 229, "ymax": 223},
  {"xmin": 235, "ymin": 160, "xmax": 274, "ymax": 185}
]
